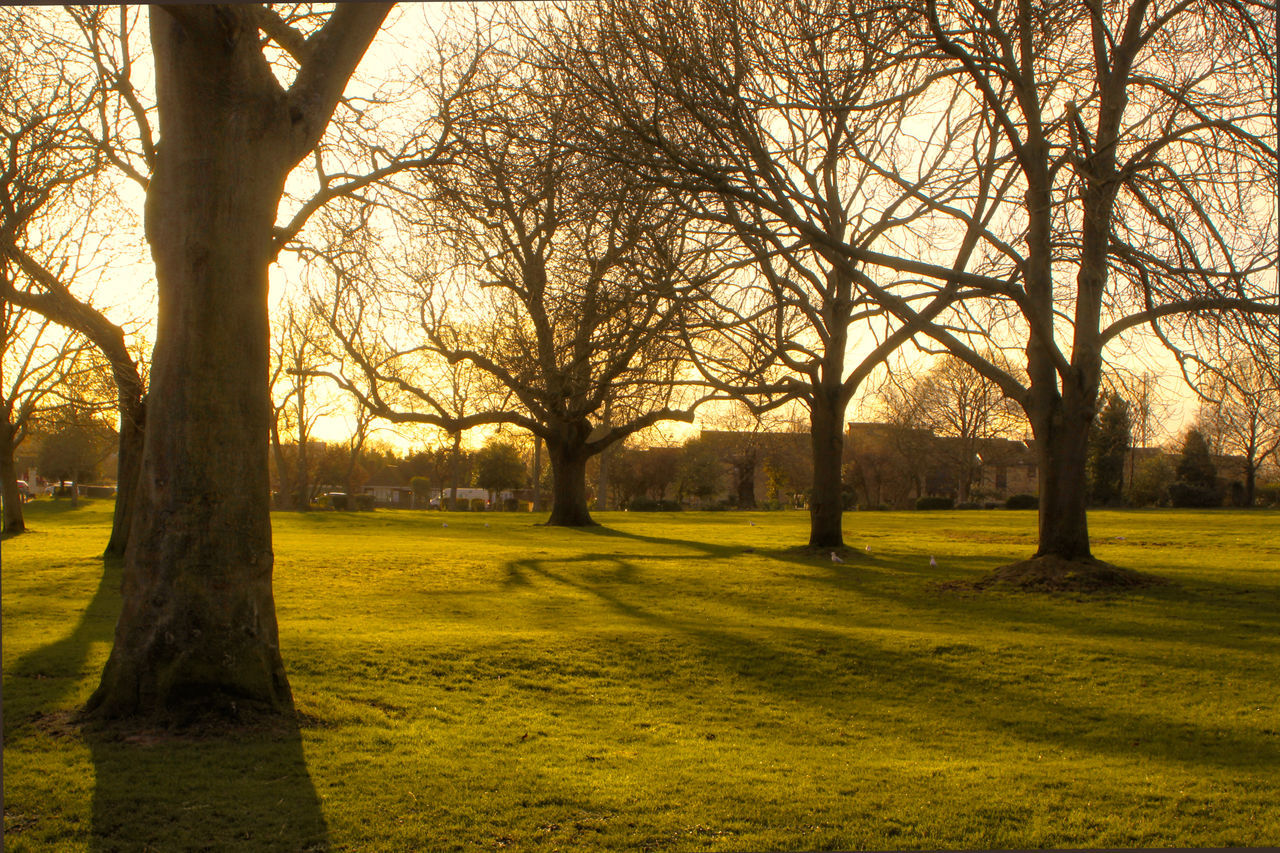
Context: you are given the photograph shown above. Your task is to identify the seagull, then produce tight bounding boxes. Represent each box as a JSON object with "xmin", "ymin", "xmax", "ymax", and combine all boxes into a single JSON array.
[
  {"xmin": 831, "ymin": 551, "xmax": 842, "ymax": 563},
  {"xmin": 442, "ymin": 522, "xmax": 449, "ymax": 528},
  {"xmin": 484, "ymin": 522, "xmax": 490, "ymax": 528},
  {"xmin": 865, "ymin": 545, "xmax": 872, "ymax": 554},
  {"xmin": 929, "ymin": 555, "xmax": 937, "ymax": 568}
]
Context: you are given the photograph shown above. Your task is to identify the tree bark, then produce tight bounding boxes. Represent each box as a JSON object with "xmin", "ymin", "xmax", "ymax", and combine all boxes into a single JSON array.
[
  {"xmin": 1030, "ymin": 394, "xmax": 1094, "ymax": 560},
  {"xmin": 1, "ymin": 428, "xmax": 24, "ymax": 535},
  {"xmin": 86, "ymin": 4, "xmax": 391, "ymax": 721},
  {"xmin": 808, "ymin": 393, "xmax": 846, "ymax": 548},
  {"xmin": 546, "ymin": 438, "xmax": 595, "ymax": 527},
  {"xmin": 86, "ymin": 24, "xmax": 288, "ymax": 716},
  {"xmin": 103, "ymin": 395, "xmax": 145, "ymax": 558}
]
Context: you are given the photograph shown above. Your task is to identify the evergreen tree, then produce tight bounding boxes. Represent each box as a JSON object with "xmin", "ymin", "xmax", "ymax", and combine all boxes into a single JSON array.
[
  {"xmin": 1170, "ymin": 428, "xmax": 1220, "ymax": 507},
  {"xmin": 1087, "ymin": 393, "xmax": 1131, "ymax": 505}
]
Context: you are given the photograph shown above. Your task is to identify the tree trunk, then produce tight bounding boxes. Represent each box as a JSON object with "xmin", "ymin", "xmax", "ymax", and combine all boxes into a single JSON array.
[
  {"xmin": 449, "ymin": 432, "xmax": 461, "ymax": 511},
  {"xmin": 1244, "ymin": 452, "xmax": 1257, "ymax": 507},
  {"xmin": 546, "ymin": 439, "xmax": 595, "ymax": 526},
  {"xmin": 734, "ymin": 460, "xmax": 757, "ymax": 509},
  {"xmin": 86, "ymin": 12, "xmax": 298, "ymax": 721},
  {"xmin": 103, "ymin": 397, "xmax": 145, "ymax": 558},
  {"xmin": 294, "ymin": 384, "xmax": 310, "ymax": 512},
  {"xmin": 270, "ymin": 422, "xmax": 294, "ymax": 510},
  {"xmin": 1, "ymin": 429, "xmax": 24, "ymax": 535},
  {"xmin": 596, "ymin": 445, "xmax": 609, "ymax": 511},
  {"xmin": 1031, "ymin": 395, "xmax": 1094, "ymax": 561},
  {"xmin": 808, "ymin": 395, "xmax": 845, "ymax": 548},
  {"xmin": 532, "ymin": 436, "xmax": 543, "ymax": 512}
]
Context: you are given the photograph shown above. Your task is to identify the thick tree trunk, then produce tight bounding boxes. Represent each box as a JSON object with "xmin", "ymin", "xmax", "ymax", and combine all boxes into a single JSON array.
[
  {"xmin": 546, "ymin": 439, "xmax": 595, "ymax": 526},
  {"xmin": 1030, "ymin": 395, "xmax": 1094, "ymax": 561},
  {"xmin": 86, "ymin": 12, "xmax": 297, "ymax": 721},
  {"xmin": 1, "ymin": 431, "xmax": 25, "ymax": 536},
  {"xmin": 808, "ymin": 396, "xmax": 845, "ymax": 549}
]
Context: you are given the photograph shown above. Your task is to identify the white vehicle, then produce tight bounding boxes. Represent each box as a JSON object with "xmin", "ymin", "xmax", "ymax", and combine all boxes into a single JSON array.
[{"xmin": 431, "ymin": 488, "xmax": 491, "ymax": 508}]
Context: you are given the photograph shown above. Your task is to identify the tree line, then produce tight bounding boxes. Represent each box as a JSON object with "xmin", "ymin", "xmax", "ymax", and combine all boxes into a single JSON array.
[{"xmin": 1, "ymin": 1, "xmax": 1275, "ymax": 725}]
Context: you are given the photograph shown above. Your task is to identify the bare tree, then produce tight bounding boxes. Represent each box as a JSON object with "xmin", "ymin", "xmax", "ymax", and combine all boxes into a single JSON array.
[
  {"xmin": 546, "ymin": 0, "xmax": 1007, "ymax": 546},
  {"xmin": 1194, "ymin": 349, "xmax": 1280, "ymax": 506},
  {"xmin": 269, "ymin": 301, "xmax": 333, "ymax": 511},
  {"xmin": 875, "ymin": 0, "xmax": 1279, "ymax": 576},
  {"xmin": 0, "ymin": 6, "xmax": 152, "ymax": 557},
  {"xmin": 313, "ymin": 26, "xmax": 713, "ymax": 526},
  {"xmin": 86, "ymin": 4, "xmax": 396, "ymax": 724},
  {"xmin": 0, "ymin": 299, "xmax": 103, "ymax": 534},
  {"xmin": 878, "ymin": 354, "xmax": 1024, "ymax": 501}
]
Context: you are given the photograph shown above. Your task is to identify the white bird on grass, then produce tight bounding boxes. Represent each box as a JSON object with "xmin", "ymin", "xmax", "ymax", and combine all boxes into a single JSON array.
[
  {"xmin": 865, "ymin": 545, "xmax": 872, "ymax": 554},
  {"xmin": 929, "ymin": 555, "xmax": 937, "ymax": 568},
  {"xmin": 831, "ymin": 551, "xmax": 842, "ymax": 563},
  {"xmin": 442, "ymin": 522, "xmax": 449, "ymax": 528}
]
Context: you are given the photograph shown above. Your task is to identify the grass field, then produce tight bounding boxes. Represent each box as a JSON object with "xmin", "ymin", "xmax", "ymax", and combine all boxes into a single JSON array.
[{"xmin": 3, "ymin": 499, "xmax": 1278, "ymax": 851}]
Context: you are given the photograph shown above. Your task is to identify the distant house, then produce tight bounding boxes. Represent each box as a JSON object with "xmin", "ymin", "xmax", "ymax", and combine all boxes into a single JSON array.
[
  {"xmin": 845, "ymin": 422, "xmax": 1037, "ymax": 506},
  {"xmin": 362, "ymin": 474, "xmax": 414, "ymax": 508}
]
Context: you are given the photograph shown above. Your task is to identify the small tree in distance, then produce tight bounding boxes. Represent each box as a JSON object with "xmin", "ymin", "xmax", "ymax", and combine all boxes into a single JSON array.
[
  {"xmin": 1170, "ymin": 429, "xmax": 1219, "ymax": 508},
  {"xmin": 474, "ymin": 440, "xmax": 527, "ymax": 508}
]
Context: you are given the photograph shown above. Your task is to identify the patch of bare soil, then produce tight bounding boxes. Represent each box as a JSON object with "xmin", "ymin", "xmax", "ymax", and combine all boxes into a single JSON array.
[{"xmin": 955, "ymin": 554, "xmax": 1168, "ymax": 594}]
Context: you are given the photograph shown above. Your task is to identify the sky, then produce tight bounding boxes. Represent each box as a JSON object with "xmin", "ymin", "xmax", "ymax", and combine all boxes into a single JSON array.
[{"xmin": 15, "ymin": 3, "xmax": 1220, "ymax": 454}]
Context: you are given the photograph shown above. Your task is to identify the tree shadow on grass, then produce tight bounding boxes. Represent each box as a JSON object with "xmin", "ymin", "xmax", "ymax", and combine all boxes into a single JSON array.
[
  {"xmin": 569, "ymin": 522, "xmax": 746, "ymax": 557},
  {"xmin": 502, "ymin": 550, "xmax": 1280, "ymax": 774},
  {"xmin": 83, "ymin": 718, "xmax": 330, "ymax": 852},
  {"xmin": 3, "ymin": 557, "xmax": 331, "ymax": 852}
]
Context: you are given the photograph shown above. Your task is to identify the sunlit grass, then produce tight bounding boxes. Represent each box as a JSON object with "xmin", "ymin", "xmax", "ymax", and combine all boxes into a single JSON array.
[{"xmin": 4, "ymin": 500, "xmax": 1278, "ymax": 850}]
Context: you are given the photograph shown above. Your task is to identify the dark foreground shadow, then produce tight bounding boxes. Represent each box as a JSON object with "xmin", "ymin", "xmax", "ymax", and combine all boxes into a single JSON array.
[
  {"xmin": 84, "ymin": 716, "xmax": 330, "ymax": 852},
  {"xmin": 4, "ymin": 556, "xmax": 330, "ymax": 851}
]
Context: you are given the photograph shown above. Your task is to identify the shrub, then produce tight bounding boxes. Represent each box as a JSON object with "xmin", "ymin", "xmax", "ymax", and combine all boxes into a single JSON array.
[
  {"xmin": 1168, "ymin": 481, "xmax": 1220, "ymax": 508},
  {"xmin": 627, "ymin": 497, "xmax": 685, "ymax": 512},
  {"xmin": 955, "ymin": 501, "xmax": 981, "ymax": 510},
  {"xmin": 1127, "ymin": 455, "xmax": 1174, "ymax": 507},
  {"xmin": 353, "ymin": 494, "xmax": 375, "ymax": 512},
  {"xmin": 915, "ymin": 496, "xmax": 955, "ymax": 510},
  {"xmin": 469, "ymin": 498, "xmax": 488, "ymax": 512},
  {"xmin": 329, "ymin": 493, "xmax": 350, "ymax": 511},
  {"xmin": 1256, "ymin": 482, "xmax": 1280, "ymax": 507},
  {"xmin": 1005, "ymin": 493, "xmax": 1039, "ymax": 510}
]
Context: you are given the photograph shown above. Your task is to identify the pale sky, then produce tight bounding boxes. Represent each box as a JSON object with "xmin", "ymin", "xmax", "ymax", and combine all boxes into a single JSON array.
[{"xmin": 22, "ymin": 4, "xmax": 1210, "ymax": 453}]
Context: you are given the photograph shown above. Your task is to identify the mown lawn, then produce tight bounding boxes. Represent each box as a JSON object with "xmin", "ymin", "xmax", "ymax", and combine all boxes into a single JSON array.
[{"xmin": 3, "ymin": 499, "xmax": 1278, "ymax": 851}]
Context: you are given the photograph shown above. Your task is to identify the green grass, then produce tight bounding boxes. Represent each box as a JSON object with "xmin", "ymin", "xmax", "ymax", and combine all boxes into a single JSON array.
[{"xmin": 4, "ymin": 499, "xmax": 1279, "ymax": 851}]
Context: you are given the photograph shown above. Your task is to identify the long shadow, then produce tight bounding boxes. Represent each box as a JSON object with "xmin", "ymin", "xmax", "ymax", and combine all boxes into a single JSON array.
[
  {"xmin": 503, "ymin": 550, "xmax": 1280, "ymax": 773},
  {"xmin": 3, "ymin": 557, "xmax": 330, "ymax": 851},
  {"xmin": 569, "ymin": 521, "xmax": 745, "ymax": 557},
  {"xmin": 84, "ymin": 717, "xmax": 329, "ymax": 852},
  {"xmin": 3, "ymin": 557, "xmax": 122, "ymax": 739}
]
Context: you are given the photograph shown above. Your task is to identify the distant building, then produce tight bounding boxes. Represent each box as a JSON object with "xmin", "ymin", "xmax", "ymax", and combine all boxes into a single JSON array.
[{"xmin": 845, "ymin": 422, "xmax": 1037, "ymax": 506}]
